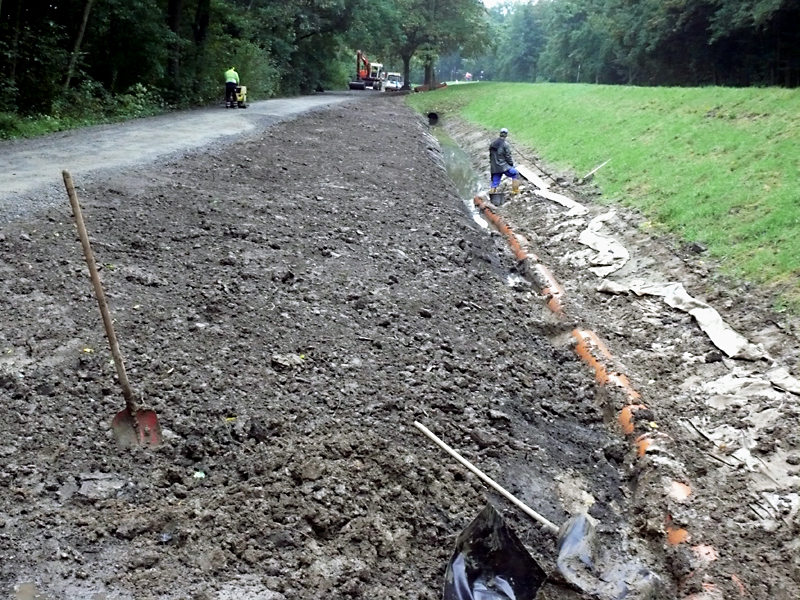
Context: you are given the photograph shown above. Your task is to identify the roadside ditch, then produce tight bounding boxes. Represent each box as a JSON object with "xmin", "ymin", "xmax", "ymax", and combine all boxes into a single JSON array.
[{"xmin": 436, "ymin": 115, "xmax": 800, "ymax": 600}]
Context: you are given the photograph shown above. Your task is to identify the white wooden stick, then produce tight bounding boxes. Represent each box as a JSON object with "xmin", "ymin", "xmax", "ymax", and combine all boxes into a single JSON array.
[
  {"xmin": 413, "ymin": 421, "xmax": 560, "ymax": 534},
  {"xmin": 582, "ymin": 158, "xmax": 611, "ymax": 180}
]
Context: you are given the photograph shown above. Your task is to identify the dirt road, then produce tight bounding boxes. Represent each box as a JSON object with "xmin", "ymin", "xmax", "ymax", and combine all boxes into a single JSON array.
[
  {"xmin": 1, "ymin": 94, "xmax": 798, "ymax": 600},
  {"xmin": 0, "ymin": 94, "xmax": 352, "ymax": 222}
]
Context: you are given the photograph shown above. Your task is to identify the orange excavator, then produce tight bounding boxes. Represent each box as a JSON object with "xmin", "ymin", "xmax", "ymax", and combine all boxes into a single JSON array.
[{"xmin": 348, "ymin": 50, "xmax": 386, "ymax": 90}]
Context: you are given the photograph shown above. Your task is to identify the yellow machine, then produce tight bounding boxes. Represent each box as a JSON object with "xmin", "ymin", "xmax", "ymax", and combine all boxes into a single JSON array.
[{"xmin": 228, "ymin": 86, "xmax": 247, "ymax": 109}]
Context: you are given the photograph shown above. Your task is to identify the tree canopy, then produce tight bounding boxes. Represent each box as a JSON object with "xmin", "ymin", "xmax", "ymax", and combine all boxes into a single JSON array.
[
  {"xmin": 0, "ymin": 0, "xmax": 797, "ymax": 126},
  {"xmin": 443, "ymin": 0, "xmax": 800, "ymax": 87},
  {"xmin": 0, "ymin": 0, "xmax": 489, "ymax": 119}
]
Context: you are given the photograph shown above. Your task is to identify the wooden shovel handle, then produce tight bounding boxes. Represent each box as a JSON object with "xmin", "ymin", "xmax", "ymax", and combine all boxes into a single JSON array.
[
  {"xmin": 414, "ymin": 421, "xmax": 560, "ymax": 534},
  {"xmin": 63, "ymin": 171, "xmax": 137, "ymax": 414}
]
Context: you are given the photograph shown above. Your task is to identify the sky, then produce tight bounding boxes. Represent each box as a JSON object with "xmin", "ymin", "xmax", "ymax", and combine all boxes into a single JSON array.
[{"xmin": 482, "ymin": 0, "xmax": 521, "ymax": 10}]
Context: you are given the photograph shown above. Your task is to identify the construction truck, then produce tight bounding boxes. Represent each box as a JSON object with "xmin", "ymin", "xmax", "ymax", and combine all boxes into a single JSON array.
[{"xmin": 348, "ymin": 50, "xmax": 386, "ymax": 90}]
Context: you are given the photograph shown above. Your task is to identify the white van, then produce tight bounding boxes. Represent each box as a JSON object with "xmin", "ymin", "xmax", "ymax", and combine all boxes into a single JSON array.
[{"xmin": 386, "ymin": 72, "xmax": 403, "ymax": 91}]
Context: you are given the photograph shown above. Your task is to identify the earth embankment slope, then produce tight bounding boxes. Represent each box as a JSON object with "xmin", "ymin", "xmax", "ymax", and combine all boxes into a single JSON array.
[{"xmin": 0, "ymin": 96, "xmax": 652, "ymax": 598}]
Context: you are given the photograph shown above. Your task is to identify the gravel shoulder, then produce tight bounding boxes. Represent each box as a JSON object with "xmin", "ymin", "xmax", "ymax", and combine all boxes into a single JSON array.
[{"xmin": 0, "ymin": 94, "xmax": 353, "ymax": 223}]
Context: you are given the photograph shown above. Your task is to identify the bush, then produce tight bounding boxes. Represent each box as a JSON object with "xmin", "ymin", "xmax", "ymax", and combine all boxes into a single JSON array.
[
  {"xmin": 0, "ymin": 79, "xmax": 166, "ymax": 140},
  {"xmin": 112, "ymin": 83, "xmax": 166, "ymax": 118}
]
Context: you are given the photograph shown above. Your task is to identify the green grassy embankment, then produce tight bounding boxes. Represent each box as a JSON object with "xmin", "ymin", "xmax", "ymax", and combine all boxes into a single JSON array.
[{"xmin": 408, "ymin": 82, "xmax": 800, "ymax": 311}]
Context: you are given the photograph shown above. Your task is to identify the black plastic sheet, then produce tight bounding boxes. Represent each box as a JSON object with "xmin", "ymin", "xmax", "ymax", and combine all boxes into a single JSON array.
[{"xmin": 444, "ymin": 504, "xmax": 547, "ymax": 600}]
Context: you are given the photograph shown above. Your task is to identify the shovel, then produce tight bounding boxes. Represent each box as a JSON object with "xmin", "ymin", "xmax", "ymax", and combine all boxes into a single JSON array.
[{"xmin": 63, "ymin": 171, "xmax": 161, "ymax": 448}]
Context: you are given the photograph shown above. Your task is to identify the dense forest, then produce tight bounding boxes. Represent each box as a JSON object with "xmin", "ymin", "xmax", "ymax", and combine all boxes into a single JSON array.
[
  {"xmin": 0, "ymin": 0, "xmax": 486, "ymax": 119},
  {"xmin": 0, "ymin": 0, "xmax": 797, "ymax": 126},
  {"xmin": 443, "ymin": 0, "xmax": 800, "ymax": 87}
]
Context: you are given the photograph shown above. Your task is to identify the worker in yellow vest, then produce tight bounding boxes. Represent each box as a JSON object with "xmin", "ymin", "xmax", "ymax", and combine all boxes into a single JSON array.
[{"xmin": 225, "ymin": 67, "xmax": 239, "ymax": 108}]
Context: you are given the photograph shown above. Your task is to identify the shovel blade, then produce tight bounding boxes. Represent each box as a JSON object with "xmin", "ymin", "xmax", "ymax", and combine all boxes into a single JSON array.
[{"xmin": 112, "ymin": 409, "xmax": 161, "ymax": 448}]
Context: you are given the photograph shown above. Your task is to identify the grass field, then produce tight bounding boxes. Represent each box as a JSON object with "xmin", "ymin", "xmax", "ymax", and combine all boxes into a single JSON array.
[{"xmin": 407, "ymin": 83, "xmax": 800, "ymax": 311}]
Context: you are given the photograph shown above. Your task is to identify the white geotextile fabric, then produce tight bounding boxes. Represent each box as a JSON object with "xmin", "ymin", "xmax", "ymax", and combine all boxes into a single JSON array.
[
  {"xmin": 515, "ymin": 164, "xmax": 550, "ymax": 191},
  {"xmin": 598, "ymin": 279, "xmax": 766, "ymax": 360},
  {"xmin": 767, "ymin": 367, "xmax": 800, "ymax": 395},
  {"xmin": 578, "ymin": 211, "xmax": 630, "ymax": 277},
  {"xmin": 534, "ymin": 189, "xmax": 589, "ymax": 217},
  {"xmin": 516, "ymin": 163, "xmax": 589, "ymax": 216}
]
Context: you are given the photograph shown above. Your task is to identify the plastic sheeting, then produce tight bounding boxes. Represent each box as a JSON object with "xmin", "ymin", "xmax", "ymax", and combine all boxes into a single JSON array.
[
  {"xmin": 443, "ymin": 504, "xmax": 547, "ymax": 600},
  {"xmin": 443, "ymin": 506, "xmax": 663, "ymax": 600},
  {"xmin": 578, "ymin": 212, "xmax": 630, "ymax": 277},
  {"xmin": 597, "ymin": 279, "xmax": 766, "ymax": 360},
  {"xmin": 768, "ymin": 367, "xmax": 800, "ymax": 395},
  {"xmin": 515, "ymin": 165, "xmax": 550, "ymax": 191},
  {"xmin": 556, "ymin": 514, "xmax": 663, "ymax": 600},
  {"xmin": 534, "ymin": 189, "xmax": 588, "ymax": 217}
]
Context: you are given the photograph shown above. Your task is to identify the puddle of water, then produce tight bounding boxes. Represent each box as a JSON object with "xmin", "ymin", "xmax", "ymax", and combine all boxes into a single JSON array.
[
  {"xmin": 15, "ymin": 583, "xmax": 50, "ymax": 600},
  {"xmin": 433, "ymin": 125, "xmax": 533, "ymax": 291},
  {"xmin": 13, "ymin": 583, "xmax": 107, "ymax": 600},
  {"xmin": 431, "ymin": 126, "xmax": 489, "ymax": 229}
]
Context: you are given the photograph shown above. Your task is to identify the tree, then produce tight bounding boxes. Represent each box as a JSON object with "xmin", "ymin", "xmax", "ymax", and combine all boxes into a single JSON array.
[
  {"xmin": 63, "ymin": 0, "xmax": 96, "ymax": 93},
  {"xmin": 495, "ymin": 2, "xmax": 545, "ymax": 81},
  {"xmin": 391, "ymin": 0, "xmax": 489, "ymax": 89}
]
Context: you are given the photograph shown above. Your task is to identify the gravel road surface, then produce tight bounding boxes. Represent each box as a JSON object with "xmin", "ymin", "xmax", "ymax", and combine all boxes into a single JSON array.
[{"xmin": 0, "ymin": 94, "xmax": 352, "ymax": 222}]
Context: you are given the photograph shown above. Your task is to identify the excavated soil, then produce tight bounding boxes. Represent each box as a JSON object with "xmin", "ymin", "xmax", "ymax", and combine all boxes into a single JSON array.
[
  {"xmin": 0, "ymin": 94, "xmax": 798, "ymax": 600},
  {"xmin": 1, "ymin": 96, "xmax": 650, "ymax": 600}
]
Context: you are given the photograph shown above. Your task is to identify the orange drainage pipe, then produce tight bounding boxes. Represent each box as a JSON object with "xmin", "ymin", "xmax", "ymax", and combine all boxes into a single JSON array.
[
  {"xmin": 572, "ymin": 329, "xmax": 640, "ymax": 403},
  {"xmin": 530, "ymin": 263, "xmax": 565, "ymax": 315},
  {"xmin": 473, "ymin": 195, "xmax": 533, "ymax": 262},
  {"xmin": 572, "ymin": 326, "xmax": 708, "ymax": 571},
  {"xmin": 472, "ymin": 193, "xmax": 716, "ymax": 587},
  {"xmin": 473, "ymin": 196, "xmax": 566, "ymax": 313}
]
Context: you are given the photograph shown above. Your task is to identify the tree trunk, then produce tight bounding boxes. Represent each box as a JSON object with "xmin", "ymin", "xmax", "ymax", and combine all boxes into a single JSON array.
[
  {"xmin": 63, "ymin": 0, "xmax": 95, "ymax": 94},
  {"xmin": 193, "ymin": 0, "xmax": 210, "ymax": 45},
  {"xmin": 401, "ymin": 54, "xmax": 412, "ymax": 90},
  {"xmin": 167, "ymin": 0, "xmax": 183, "ymax": 82},
  {"xmin": 192, "ymin": 0, "xmax": 210, "ymax": 98},
  {"xmin": 8, "ymin": 0, "xmax": 22, "ymax": 86},
  {"xmin": 423, "ymin": 62, "xmax": 437, "ymax": 88}
]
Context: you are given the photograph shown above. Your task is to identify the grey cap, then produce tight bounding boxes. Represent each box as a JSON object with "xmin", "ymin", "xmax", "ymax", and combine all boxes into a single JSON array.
[{"xmin": 500, "ymin": 128, "xmax": 508, "ymax": 136}]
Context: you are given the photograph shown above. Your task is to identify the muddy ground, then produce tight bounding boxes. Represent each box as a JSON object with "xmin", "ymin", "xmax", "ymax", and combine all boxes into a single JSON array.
[
  {"xmin": 445, "ymin": 121, "xmax": 800, "ymax": 599},
  {"xmin": 0, "ymin": 95, "xmax": 797, "ymax": 599}
]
